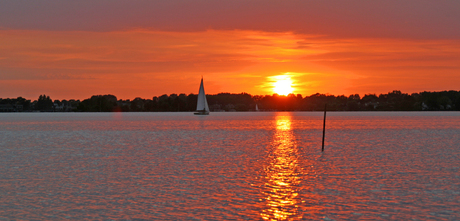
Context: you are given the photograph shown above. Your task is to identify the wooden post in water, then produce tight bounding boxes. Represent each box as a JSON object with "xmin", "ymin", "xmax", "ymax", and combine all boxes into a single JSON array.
[{"xmin": 322, "ymin": 103, "xmax": 327, "ymax": 152}]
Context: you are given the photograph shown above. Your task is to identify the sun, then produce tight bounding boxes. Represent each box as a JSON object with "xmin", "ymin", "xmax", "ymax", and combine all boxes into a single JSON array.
[{"xmin": 273, "ymin": 78, "xmax": 294, "ymax": 95}]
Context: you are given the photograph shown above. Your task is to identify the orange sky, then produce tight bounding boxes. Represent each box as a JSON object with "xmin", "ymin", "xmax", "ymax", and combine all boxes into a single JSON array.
[{"xmin": 1, "ymin": 1, "xmax": 460, "ymax": 100}]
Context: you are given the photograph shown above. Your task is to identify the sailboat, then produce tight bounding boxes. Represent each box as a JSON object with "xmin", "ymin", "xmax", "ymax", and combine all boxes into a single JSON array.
[{"xmin": 194, "ymin": 77, "xmax": 210, "ymax": 115}]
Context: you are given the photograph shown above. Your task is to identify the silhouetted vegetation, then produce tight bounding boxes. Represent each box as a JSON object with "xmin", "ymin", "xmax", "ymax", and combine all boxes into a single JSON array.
[
  {"xmin": 77, "ymin": 95, "xmax": 118, "ymax": 112},
  {"xmin": 1, "ymin": 90, "xmax": 460, "ymax": 112},
  {"xmin": 36, "ymin": 94, "xmax": 54, "ymax": 111},
  {"xmin": 0, "ymin": 97, "xmax": 30, "ymax": 112}
]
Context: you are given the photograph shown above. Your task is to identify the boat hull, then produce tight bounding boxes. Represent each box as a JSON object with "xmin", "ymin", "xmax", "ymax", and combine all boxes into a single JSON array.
[{"xmin": 194, "ymin": 111, "xmax": 209, "ymax": 115}]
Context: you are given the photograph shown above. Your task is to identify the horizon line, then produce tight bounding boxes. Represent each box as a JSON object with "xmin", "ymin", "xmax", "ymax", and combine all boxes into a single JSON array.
[{"xmin": 2, "ymin": 89, "xmax": 460, "ymax": 101}]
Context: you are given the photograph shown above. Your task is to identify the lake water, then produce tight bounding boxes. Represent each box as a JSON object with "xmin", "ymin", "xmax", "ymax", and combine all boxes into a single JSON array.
[{"xmin": 1, "ymin": 112, "xmax": 459, "ymax": 220}]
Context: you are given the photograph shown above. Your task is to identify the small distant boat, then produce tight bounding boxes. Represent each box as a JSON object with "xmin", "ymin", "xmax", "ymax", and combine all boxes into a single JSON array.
[
  {"xmin": 194, "ymin": 77, "xmax": 210, "ymax": 115},
  {"xmin": 255, "ymin": 104, "xmax": 259, "ymax": 111}
]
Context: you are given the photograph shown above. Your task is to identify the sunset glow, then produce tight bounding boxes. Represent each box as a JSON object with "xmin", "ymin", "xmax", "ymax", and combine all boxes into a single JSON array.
[
  {"xmin": 1, "ymin": 1, "xmax": 460, "ymax": 219},
  {"xmin": 272, "ymin": 76, "xmax": 294, "ymax": 96},
  {"xmin": 0, "ymin": 1, "xmax": 459, "ymax": 100}
]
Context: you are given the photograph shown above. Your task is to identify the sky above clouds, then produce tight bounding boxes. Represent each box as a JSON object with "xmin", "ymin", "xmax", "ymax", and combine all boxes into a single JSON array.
[{"xmin": 1, "ymin": 0, "xmax": 460, "ymax": 100}]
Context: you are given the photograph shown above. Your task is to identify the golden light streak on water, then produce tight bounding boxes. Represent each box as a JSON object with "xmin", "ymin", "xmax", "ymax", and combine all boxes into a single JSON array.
[{"xmin": 260, "ymin": 115, "xmax": 304, "ymax": 220}]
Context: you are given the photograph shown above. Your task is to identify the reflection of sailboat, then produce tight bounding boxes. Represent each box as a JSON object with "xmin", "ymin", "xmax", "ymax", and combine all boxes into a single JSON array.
[
  {"xmin": 260, "ymin": 115, "xmax": 304, "ymax": 220},
  {"xmin": 194, "ymin": 77, "xmax": 210, "ymax": 115}
]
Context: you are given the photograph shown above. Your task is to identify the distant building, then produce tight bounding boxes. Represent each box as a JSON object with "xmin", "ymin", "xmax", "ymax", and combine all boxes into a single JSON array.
[
  {"xmin": 54, "ymin": 103, "xmax": 65, "ymax": 111},
  {"xmin": 209, "ymin": 104, "xmax": 224, "ymax": 112},
  {"xmin": 0, "ymin": 104, "xmax": 23, "ymax": 112},
  {"xmin": 225, "ymin": 104, "xmax": 236, "ymax": 112}
]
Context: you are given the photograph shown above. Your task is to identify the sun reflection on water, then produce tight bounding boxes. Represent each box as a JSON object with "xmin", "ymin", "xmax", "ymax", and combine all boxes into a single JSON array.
[{"xmin": 260, "ymin": 115, "xmax": 304, "ymax": 220}]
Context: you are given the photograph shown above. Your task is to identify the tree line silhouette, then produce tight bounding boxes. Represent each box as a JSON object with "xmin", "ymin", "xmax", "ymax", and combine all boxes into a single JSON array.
[{"xmin": 1, "ymin": 90, "xmax": 460, "ymax": 112}]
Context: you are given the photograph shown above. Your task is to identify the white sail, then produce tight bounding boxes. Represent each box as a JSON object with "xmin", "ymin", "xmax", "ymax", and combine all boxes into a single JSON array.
[{"xmin": 196, "ymin": 78, "xmax": 210, "ymax": 112}]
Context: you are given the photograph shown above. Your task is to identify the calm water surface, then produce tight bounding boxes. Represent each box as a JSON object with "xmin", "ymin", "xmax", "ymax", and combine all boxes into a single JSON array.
[{"xmin": 1, "ymin": 112, "xmax": 459, "ymax": 220}]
